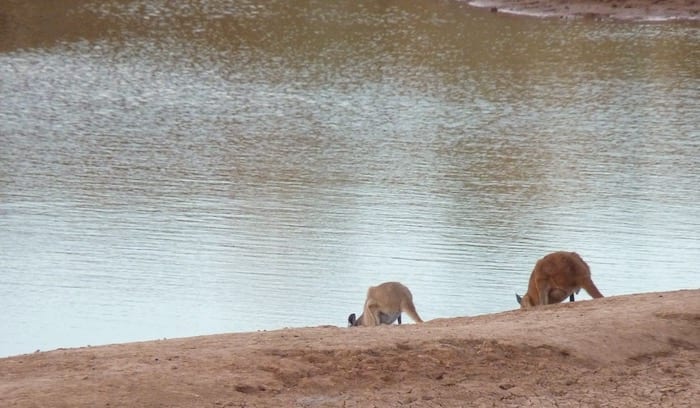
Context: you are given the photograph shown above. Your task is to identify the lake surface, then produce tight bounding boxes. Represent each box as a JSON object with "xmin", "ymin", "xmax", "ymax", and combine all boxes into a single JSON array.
[{"xmin": 1, "ymin": 0, "xmax": 698, "ymax": 358}]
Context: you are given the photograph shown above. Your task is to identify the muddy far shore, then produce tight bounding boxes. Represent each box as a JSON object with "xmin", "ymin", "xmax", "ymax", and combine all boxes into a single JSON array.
[
  {"xmin": 469, "ymin": 0, "xmax": 700, "ymax": 21},
  {"xmin": 1, "ymin": 289, "xmax": 698, "ymax": 407}
]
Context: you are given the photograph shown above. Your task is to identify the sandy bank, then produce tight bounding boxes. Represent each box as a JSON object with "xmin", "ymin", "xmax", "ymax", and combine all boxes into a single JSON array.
[
  {"xmin": 469, "ymin": 0, "xmax": 700, "ymax": 21},
  {"xmin": 1, "ymin": 289, "xmax": 698, "ymax": 407}
]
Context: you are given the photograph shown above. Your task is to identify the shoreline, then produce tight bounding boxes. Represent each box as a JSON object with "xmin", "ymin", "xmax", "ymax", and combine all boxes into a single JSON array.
[
  {"xmin": 468, "ymin": 0, "xmax": 700, "ymax": 21},
  {"xmin": 1, "ymin": 289, "xmax": 698, "ymax": 407}
]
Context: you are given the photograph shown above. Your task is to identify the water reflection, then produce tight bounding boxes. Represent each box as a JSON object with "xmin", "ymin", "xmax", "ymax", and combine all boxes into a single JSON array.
[{"xmin": 1, "ymin": 0, "xmax": 698, "ymax": 357}]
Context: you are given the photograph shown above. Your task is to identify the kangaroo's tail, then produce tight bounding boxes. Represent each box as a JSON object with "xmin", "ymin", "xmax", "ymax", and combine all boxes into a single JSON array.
[
  {"xmin": 582, "ymin": 278, "xmax": 604, "ymax": 299},
  {"xmin": 402, "ymin": 301, "xmax": 424, "ymax": 323}
]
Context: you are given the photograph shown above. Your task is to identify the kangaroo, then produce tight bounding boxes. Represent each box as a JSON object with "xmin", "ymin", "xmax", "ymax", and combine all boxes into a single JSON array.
[
  {"xmin": 516, "ymin": 251, "xmax": 603, "ymax": 309},
  {"xmin": 348, "ymin": 281, "xmax": 423, "ymax": 326}
]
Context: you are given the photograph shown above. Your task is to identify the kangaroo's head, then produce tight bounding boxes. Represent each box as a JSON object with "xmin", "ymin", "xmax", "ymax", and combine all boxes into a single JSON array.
[{"xmin": 516, "ymin": 293, "xmax": 536, "ymax": 309}]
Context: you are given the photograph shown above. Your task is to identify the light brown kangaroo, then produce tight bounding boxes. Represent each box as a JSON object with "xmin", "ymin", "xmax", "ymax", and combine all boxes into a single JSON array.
[
  {"xmin": 516, "ymin": 251, "xmax": 603, "ymax": 309},
  {"xmin": 348, "ymin": 282, "xmax": 423, "ymax": 326}
]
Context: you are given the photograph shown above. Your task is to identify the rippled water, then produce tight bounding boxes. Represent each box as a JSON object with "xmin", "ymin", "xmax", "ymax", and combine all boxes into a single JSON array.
[{"xmin": 1, "ymin": 0, "xmax": 699, "ymax": 357}]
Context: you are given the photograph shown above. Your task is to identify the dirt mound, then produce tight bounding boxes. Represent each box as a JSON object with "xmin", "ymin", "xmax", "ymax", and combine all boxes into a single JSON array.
[
  {"xmin": 1, "ymin": 289, "xmax": 698, "ymax": 407},
  {"xmin": 470, "ymin": 0, "xmax": 700, "ymax": 21}
]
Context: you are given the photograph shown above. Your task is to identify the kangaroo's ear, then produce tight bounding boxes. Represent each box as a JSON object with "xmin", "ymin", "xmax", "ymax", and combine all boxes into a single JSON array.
[
  {"xmin": 515, "ymin": 293, "xmax": 522, "ymax": 305},
  {"xmin": 348, "ymin": 313, "xmax": 356, "ymax": 326}
]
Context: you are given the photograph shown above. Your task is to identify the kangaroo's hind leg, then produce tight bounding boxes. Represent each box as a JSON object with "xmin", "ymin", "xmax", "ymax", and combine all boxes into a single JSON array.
[{"xmin": 537, "ymin": 280, "xmax": 551, "ymax": 305}]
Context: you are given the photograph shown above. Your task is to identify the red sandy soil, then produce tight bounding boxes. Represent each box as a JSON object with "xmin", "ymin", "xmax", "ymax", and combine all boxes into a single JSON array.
[
  {"xmin": 1, "ymin": 289, "xmax": 698, "ymax": 407},
  {"xmin": 469, "ymin": 0, "xmax": 700, "ymax": 21}
]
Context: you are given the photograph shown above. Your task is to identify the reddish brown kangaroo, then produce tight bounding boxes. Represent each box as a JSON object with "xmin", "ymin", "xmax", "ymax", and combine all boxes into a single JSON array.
[
  {"xmin": 516, "ymin": 251, "xmax": 603, "ymax": 309},
  {"xmin": 348, "ymin": 282, "xmax": 423, "ymax": 326}
]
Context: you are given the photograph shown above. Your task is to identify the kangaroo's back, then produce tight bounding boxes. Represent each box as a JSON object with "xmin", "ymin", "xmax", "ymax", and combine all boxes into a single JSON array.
[
  {"xmin": 366, "ymin": 282, "xmax": 412, "ymax": 309},
  {"xmin": 536, "ymin": 251, "xmax": 590, "ymax": 287}
]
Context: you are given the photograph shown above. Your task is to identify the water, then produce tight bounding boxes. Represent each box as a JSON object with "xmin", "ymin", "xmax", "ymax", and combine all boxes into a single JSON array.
[{"xmin": 1, "ymin": 0, "xmax": 698, "ymax": 358}]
